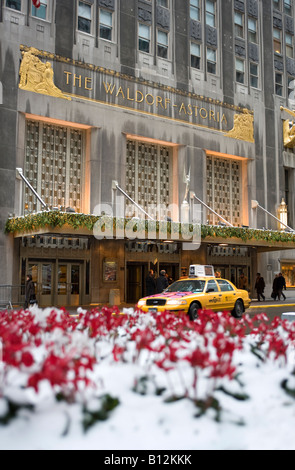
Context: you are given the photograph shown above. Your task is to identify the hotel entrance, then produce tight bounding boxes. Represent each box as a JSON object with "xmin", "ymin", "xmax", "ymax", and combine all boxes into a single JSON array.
[{"xmin": 57, "ymin": 263, "xmax": 81, "ymax": 307}]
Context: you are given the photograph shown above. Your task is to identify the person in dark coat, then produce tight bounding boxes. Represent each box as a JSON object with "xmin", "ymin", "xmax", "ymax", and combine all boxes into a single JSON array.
[
  {"xmin": 146, "ymin": 269, "xmax": 156, "ymax": 296},
  {"xmin": 277, "ymin": 273, "xmax": 287, "ymax": 301},
  {"xmin": 156, "ymin": 270, "xmax": 169, "ymax": 294},
  {"xmin": 255, "ymin": 273, "xmax": 265, "ymax": 301},
  {"xmin": 272, "ymin": 274, "xmax": 280, "ymax": 300},
  {"xmin": 24, "ymin": 274, "xmax": 36, "ymax": 309}
]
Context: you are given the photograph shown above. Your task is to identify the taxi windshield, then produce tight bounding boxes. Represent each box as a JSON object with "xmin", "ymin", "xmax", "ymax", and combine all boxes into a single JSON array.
[{"xmin": 166, "ymin": 280, "xmax": 206, "ymax": 293}]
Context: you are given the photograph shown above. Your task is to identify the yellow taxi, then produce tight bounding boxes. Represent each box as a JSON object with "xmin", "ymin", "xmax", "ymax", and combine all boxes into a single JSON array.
[{"xmin": 137, "ymin": 265, "xmax": 251, "ymax": 320}]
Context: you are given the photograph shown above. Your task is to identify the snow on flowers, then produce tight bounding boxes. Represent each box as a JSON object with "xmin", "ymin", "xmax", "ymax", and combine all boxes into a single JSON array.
[{"xmin": 0, "ymin": 306, "xmax": 295, "ymax": 430}]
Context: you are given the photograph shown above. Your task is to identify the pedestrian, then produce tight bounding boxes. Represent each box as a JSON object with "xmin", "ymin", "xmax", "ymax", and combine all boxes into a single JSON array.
[
  {"xmin": 215, "ymin": 271, "xmax": 221, "ymax": 278},
  {"xmin": 146, "ymin": 269, "xmax": 156, "ymax": 296},
  {"xmin": 271, "ymin": 274, "xmax": 280, "ymax": 300},
  {"xmin": 277, "ymin": 272, "xmax": 287, "ymax": 301},
  {"xmin": 255, "ymin": 273, "xmax": 265, "ymax": 301},
  {"xmin": 156, "ymin": 270, "xmax": 169, "ymax": 294},
  {"xmin": 24, "ymin": 274, "xmax": 37, "ymax": 309},
  {"xmin": 238, "ymin": 272, "xmax": 248, "ymax": 291}
]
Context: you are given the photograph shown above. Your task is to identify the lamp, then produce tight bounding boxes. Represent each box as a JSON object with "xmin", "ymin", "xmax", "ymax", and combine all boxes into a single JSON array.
[{"xmin": 278, "ymin": 198, "xmax": 288, "ymax": 230}]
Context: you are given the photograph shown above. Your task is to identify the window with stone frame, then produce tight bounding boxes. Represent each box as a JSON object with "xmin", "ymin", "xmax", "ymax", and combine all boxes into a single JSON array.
[
  {"xmin": 206, "ymin": 155, "xmax": 242, "ymax": 226},
  {"xmin": 78, "ymin": 1, "xmax": 92, "ymax": 34},
  {"xmin": 24, "ymin": 120, "xmax": 84, "ymax": 214},
  {"xmin": 125, "ymin": 140, "xmax": 171, "ymax": 220},
  {"xmin": 6, "ymin": 0, "xmax": 21, "ymax": 10}
]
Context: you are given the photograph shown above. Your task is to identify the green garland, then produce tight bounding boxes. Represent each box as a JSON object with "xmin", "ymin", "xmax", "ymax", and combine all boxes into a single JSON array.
[{"xmin": 4, "ymin": 211, "xmax": 295, "ymax": 245}]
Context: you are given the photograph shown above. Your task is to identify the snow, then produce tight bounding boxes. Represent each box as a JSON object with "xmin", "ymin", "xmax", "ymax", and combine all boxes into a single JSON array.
[{"xmin": 0, "ymin": 306, "xmax": 295, "ymax": 451}]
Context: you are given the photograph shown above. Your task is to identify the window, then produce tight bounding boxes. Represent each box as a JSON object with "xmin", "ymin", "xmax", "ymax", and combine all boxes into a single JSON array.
[
  {"xmin": 139, "ymin": 23, "xmax": 151, "ymax": 53},
  {"xmin": 234, "ymin": 11, "xmax": 244, "ymax": 38},
  {"xmin": 273, "ymin": 0, "xmax": 281, "ymax": 10},
  {"xmin": 286, "ymin": 33, "xmax": 294, "ymax": 58},
  {"xmin": 206, "ymin": 155, "xmax": 242, "ymax": 226},
  {"xmin": 6, "ymin": 0, "xmax": 21, "ymax": 11},
  {"xmin": 24, "ymin": 121, "xmax": 84, "ymax": 214},
  {"xmin": 191, "ymin": 42, "xmax": 201, "ymax": 69},
  {"xmin": 190, "ymin": 0, "xmax": 200, "ymax": 21},
  {"xmin": 157, "ymin": 30, "xmax": 168, "ymax": 59},
  {"xmin": 157, "ymin": 0, "xmax": 168, "ymax": 7},
  {"xmin": 273, "ymin": 28, "xmax": 282, "ymax": 54},
  {"xmin": 125, "ymin": 140, "xmax": 171, "ymax": 218},
  {"xmin": 99, "ymin": 9, "xmax": 113, "ymax": 41},
  {"xmin": 275, "ymin": 72, "xmax": 283, "ymax": 95},
  {"xmin": 217, "ymin": 280, "xmax": 234, "ymax": 292},
  {"xmin": 248, "ymin": 18, "xmax": 257, "ymax": 43},
  {"xmin": 284, "ymin": 0, "xmax": 292, "ymax": 15},
  {"xmin": 207, "ymin": 47, "xmax": 216, "ymax": 74},
  {"xmin": 288, "ymin": 75, "xmax": 295, "ymax": 99},
  {"xmin": 78, "ymin": 1, "xmax": 92, "ymax": 34},
  {"xmin": 206, "ymin": 280, "xmax": 218, "ymax": 293},
  {"xmin": 250, "ymin": 63, "xmax": 259, "ymax": 88},
  {"xmin": 236, "ymin": 58, "xmax": 245, "ymax": 84},
  {"xmin": 206, "ymin": 0, "xmax": 216, "ymax": 27},
  {"xmin": 32, "ymin": 0, "xmax": 47, "ymax": 19}
]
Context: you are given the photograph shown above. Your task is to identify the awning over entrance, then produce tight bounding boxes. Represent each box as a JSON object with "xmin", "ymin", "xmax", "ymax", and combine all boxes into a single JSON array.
[{"xmin": 5, "ymin": 211, "xmax": 295, "ymax": 252}]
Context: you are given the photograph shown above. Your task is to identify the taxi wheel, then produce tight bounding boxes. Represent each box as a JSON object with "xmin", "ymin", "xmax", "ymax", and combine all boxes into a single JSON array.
[
  {"xmin": 232, "ymin": 299, "xmax": 244, "ymax": 319},
  {"xmin": 188, "ymin": 302, "xmax": 201, "ymax": 321}
]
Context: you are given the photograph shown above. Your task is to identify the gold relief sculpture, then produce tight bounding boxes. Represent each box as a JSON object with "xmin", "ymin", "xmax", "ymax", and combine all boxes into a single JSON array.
[
  {"xmin": 225, "ymin": 108, "xmax": 254, "ymax": 143},
  {"xmin": 280, "ymin": 107, "xmax": 295, "ymax": 148},
  {"xmin": 19, "ymin": 47, "xmax": 70, "ymax": 100}
]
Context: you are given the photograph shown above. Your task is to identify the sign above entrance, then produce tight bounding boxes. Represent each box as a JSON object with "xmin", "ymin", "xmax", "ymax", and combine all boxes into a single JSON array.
[{"xmin": 19, "ymin": 45, "xmax": 254, "ymax": 143}]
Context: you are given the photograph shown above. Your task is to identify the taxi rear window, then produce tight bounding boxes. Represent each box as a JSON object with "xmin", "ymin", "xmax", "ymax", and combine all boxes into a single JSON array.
[
  {"xmin": 166, "ymin": 280, "xmax": 206, "ymax": 293},
  {"xmin": 217, "ymin": 280, "xmax": 234, "ymax": 292}
]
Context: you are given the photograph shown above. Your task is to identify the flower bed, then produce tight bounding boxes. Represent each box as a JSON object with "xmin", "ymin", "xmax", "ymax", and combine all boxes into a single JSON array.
[{"xmin": 0, "ymin": 306, "xmax": 295, "ymax": 450}]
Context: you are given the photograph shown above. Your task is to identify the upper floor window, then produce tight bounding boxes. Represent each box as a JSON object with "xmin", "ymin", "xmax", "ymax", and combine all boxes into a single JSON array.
[
  {"xmin": 32, "ymin": 0, "xmax": 47, "ymax": 20},
  {"xmin": 248, "ymin": 18, "xmax": 257, "ymax": 43},
  {"xmin": 284, "ymin": 0, "xmax": 292, "ymax": 15},
  {"xmin": 273, "ymin": 0, "xmax": 281, "ymax": 9},
  {"xmin": 191, "ymin": 42, "xmax": 201, "ymax": 69},
  {"xmin": 157, "ymin": 30, "xmax": 168, "ymax": 59},
  {"xmin": 234, "ymin": 11, "xmax": 244, "ymax": 38},
  {"xmin": 99, "ymin": 9, "xmax": 113, "ymax": 41},
  {"xmin": 286, "ymin": 33, "xmax": 294, "ymax": 57},
  {"xmin": 206, "ymin": 0, "xmax": 216, "ymax": 27},
  {"xmin": 6, "ymin": 0, "xmax": 21, "ymax": 11},
  {"xmin": 250, "ymin": 63, "xmax": 259, "ymax": 88},
  {"xmin": 157, "ymin": 0, "xmax": 169, "ymax": 8},
  {"xmin": 190, "ymin": 0, "xmax": 200, "ymax": 21},
  {"xmin": 139, "ymin": 23, "xmax": 151, "ymax": 53},
  {"xmin": 78, "ymin": 1, "xmax": 92, "ymax": 34},
  {"xmin": 273, "ymin": 28, "xmax": 282, "ymax": 54},
  {"xmin": 236, "ymin": 58, "xmax": 245, "ymax": 84},
  {"xmin": 207, "ymin": 47, "xmax": 216, "ymax": 74},
  {"xmin": 275, "ymin": 72, "xmax": 283, "ymax": 95}
]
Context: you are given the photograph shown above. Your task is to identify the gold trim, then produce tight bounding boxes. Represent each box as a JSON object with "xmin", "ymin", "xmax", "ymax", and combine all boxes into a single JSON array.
[
  {"xmin": 225, "ymin": 109, "xmax": 254, "ymax": 143},
  {"xmin": 280, "ymin": 107, "xmax": 295, "ymax": 148},
  {"xmin": 19, "ymin": 47, "xmax": 71, "ymax": 100}
]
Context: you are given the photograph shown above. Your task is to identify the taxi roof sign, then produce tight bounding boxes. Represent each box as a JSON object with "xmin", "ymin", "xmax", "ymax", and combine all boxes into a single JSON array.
[{"xmin": 189, "ymin": 265, "xmax": 215, "ymax": 278}]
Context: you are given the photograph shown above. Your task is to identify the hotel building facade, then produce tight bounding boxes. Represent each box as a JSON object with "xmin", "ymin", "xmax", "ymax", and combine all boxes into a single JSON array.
[{"xmin": 1, "ymin": 0, "xmax": 295, "ymax": 307}]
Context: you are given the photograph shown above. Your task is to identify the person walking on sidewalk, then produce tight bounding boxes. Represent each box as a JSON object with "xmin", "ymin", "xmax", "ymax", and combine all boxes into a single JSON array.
[
  {"xmin": 272, "ymin": 274, "xmax": 280, "ymax": 300},
  {"xmin": 277, "ymin": 272, "xmax": 287, "ymax": 301},
  {"xmin": 255, "ymin": 273, "xmax": 265, "ymax": 302}
]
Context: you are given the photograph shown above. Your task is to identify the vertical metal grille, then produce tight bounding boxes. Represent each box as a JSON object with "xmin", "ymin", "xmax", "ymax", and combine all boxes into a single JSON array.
[
  {"xmin": 126, "ymin": 139, "xmax": 171, "ymax": 218},
  {"xmin": 206, "ymin": 155, "xmax": 242, "ymax": 226},
  {"xmin": 24, "ymin": 121, "xmax": 83, "ymax": 214}
]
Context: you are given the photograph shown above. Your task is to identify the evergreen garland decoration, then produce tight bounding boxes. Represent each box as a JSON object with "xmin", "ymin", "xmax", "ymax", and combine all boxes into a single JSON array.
[{"xmin": 4, "ymin": 211, "xmax": 295, "ymax": 245}]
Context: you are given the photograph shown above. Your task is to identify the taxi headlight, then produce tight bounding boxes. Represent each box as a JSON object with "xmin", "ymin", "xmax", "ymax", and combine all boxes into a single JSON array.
[
  {"xmin": 137, "ymin": 300, "xmax": 146, "ymax": 307},
  {"xmin": 166, "ymin": 299, "xmax": 188, "ymax": 306}
]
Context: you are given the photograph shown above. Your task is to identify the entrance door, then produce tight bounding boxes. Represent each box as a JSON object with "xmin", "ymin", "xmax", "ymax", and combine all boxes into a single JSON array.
[
  {"xmin": 57, "ymin": 263, "xmax": 81, "ymax": 306},
  {"xmin": 127, "ymin": 263, "xmax": 148, "ymax": 303},
  {"xmin": 28, "ymin": 262, "xmax": 53, "ymax": 307}
]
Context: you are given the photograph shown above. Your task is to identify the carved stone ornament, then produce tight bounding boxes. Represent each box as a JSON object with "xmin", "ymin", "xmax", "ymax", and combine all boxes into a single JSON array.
[
  {"xmin": 226, "ymin": 108, "xmax": 254, "ymax": 143},
  {"xmin": 19, "ymin": 47, "xmax": 71, "ymax": 100},
  {"xmin": 280, "ymin": 107, "xmax": 295, "ymax": 148}
]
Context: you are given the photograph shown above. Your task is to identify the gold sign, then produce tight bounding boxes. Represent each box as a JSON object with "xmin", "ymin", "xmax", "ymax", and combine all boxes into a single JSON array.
[{"xmin": 19, "ymin": 46, "xmax": 254, "ymax": 143}]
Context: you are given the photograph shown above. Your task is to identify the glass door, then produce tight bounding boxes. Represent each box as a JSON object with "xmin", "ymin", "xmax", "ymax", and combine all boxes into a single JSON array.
[
  {"xmin": 57, "ymin": 263, "xmax": 81, "ymax": 306},
  {"xmin": 28, "ymin": 262, "xmax": 53, "ymax": 307}
]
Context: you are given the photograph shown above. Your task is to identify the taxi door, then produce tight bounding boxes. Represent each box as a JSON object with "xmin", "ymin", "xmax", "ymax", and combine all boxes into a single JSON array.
[
  {"xmin": 203, "ymin": 279, "xmax": 224, "ymax": 311},
  {"xmin": 216, "ymin": 279, "xmax": 236, "ymax": 311}
]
